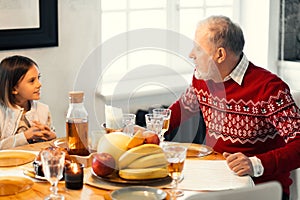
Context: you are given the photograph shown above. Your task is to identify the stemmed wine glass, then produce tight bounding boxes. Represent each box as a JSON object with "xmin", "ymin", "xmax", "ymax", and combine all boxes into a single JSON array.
[
  {"xmin": 163, "ymin": 143, "xmax": 187, "ymax": 198},
  {"xmin": 41, "ymin": 148, "xmax": 65, "ymax": 200},
  {"xmin": 152, "ymin": 108, "xmax": 171, "ymax": 143}
]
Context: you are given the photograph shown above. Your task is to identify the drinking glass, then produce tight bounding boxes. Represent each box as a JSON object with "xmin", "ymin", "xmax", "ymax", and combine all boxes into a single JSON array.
[
  {"xmin": 163, "ymin": 144, "xmax": 187, "ymax": 198},
  {"xmin": 145, "ymin": 113, "xmax": 164, "ymax": 142},
  {"xmin": 152, "ymin": 108, "xmax": 171, "ymax": 141},
  {"xmin": 89, "ymin": 129, "xmax": 106, "ymax": 152},
  {"xmin": 122, "ymin": 114, "xmax": 136, "ymax": 137},
  {"xmin": 41, "ymin": 148, "xmax": 65, "ymax": 200}
]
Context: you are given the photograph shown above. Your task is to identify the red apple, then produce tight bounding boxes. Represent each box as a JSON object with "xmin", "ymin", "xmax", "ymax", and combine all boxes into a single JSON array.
[
  {"xmin": 92, "ymin": 152, "xmax": 116, "ymax": 177},
  {"xmin": 143, "ymin": 131, "xmax": 160, "ymax": 145}
]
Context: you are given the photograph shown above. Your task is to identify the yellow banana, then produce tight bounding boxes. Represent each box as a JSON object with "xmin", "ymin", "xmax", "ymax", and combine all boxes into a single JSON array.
[
  {"xmin": 119, "ymin": 167, "xmax": 168, "ymax": 180},
  {"xmin": 126, "ymin": 153, "xmax": 167, "ymax": 169},
  {"xmin": 118, "ymin": 144, "xmax": 163, "ymax": 169}
]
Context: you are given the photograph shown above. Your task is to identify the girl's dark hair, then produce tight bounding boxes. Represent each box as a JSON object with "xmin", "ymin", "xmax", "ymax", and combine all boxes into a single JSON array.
[{"xmin": 0, "ymin": 55, "xmax": 38, "ymax": 107}]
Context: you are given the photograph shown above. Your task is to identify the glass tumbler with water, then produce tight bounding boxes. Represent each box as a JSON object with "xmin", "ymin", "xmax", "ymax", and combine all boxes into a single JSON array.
[{"xmin": 145, "ymin": 113, "xmax": 164, "ymax": 142}]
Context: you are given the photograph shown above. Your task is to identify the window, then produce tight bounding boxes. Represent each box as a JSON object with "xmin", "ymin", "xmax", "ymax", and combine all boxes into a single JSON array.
[{"xmin": 99, "ymin": 0, "xmax": 237, "ymax": 96}]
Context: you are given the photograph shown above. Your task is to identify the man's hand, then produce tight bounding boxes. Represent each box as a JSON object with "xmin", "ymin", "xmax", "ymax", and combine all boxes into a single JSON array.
[{"xmin": 223, "ymin": 152, "xmax": 254, "ymax": 176}]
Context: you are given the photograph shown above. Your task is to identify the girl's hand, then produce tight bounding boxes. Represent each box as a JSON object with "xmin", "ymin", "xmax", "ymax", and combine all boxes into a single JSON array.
[
  {"xmin": 32, "ymin": 120, "xmax": 50, "ymax": 131},
  {"xmin": 223, "ymin": 152, "xmax": 254, "ymax": 176},
  {"xmin": 24, "ymin": 123, "xmax": 56, "ymax": 143}
]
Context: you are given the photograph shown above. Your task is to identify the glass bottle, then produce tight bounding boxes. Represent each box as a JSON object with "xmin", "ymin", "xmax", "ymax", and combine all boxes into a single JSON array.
[{"xmin": 66, "ymin": 91, "xmax": 89, "ymax": 156}]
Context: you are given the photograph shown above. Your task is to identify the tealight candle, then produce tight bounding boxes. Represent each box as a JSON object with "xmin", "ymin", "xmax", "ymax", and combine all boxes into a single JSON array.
[{"xmin": 64, "ymin": 162, "xmax": 84, "ymax": 190}]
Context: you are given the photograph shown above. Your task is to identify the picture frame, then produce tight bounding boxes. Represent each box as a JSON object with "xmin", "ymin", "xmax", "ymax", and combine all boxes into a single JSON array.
[{"xmin": 0, "ymin": 0, "xmax": 58, "ymax": 51}]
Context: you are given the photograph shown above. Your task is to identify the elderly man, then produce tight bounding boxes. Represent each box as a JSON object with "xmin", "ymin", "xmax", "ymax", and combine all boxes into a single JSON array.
[{"xmin": 168, "ymin": 15, "xmax": 300, "ymax": 200}]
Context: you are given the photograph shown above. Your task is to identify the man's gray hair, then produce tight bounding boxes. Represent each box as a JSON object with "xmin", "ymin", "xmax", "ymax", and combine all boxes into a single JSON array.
[{"xmin": 198, "ymin": 15, "xmax": 245, "ymax": 56}]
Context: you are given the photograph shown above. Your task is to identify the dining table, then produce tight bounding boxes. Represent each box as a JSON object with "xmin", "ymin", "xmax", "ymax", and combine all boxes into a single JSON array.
[{"xmin": 0, "ymin": 139, "xmax": 254, "ymax": 200}]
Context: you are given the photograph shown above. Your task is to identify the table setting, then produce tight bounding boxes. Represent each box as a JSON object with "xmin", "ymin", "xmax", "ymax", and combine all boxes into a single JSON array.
[
  {"xmin": 0, "ymin": 105, "xmax": 254, "ymax": 199},
  {"xmin": 0, "ymin": 143, "xmax": 253, "ymax": 199}
]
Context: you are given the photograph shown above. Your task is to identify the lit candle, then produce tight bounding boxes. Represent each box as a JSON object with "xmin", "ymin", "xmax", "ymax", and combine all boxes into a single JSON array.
[{"xmin": 64, "ymin": 162, "xmax": 84, "ymax": 190}]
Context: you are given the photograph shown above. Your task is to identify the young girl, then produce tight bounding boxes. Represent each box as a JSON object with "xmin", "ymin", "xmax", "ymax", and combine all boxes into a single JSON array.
[{"xmin": 0, "ymin": 55, "xmax": 56, "ymax": 149}]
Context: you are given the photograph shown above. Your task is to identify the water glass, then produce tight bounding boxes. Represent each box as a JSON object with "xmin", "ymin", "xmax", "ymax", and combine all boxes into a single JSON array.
[
  {"xmin": 122, "ymin": 114, "xmax": 136, "ymax": 136},
  {"xmin": 145, "ymin": 113, "xmax": 164, "ymax": 142},
  {"xmin": 153, "ymin": 108, "xmax": 171, "ymax": 135},
  {"xmin": 41, "ymin": 148, "xmax": 65, "ymax": 200},
  {"xmin": 89, "ymin": 129, "xmax": 106, "ymax": 152}
]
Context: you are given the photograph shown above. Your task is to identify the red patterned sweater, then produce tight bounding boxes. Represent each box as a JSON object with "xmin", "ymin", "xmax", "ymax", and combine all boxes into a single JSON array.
[{"xmin": 169, "ymin": 62, "xmax": 300, "ymax": 194}]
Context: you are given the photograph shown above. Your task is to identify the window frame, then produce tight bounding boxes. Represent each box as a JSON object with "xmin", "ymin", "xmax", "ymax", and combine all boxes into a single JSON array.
[{"xmin": 99, "ymin": 0, "xmax": 238, "ymax": 84}]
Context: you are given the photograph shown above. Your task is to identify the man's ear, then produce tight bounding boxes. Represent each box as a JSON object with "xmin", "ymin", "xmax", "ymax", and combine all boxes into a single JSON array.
[{"xmin": 214, "ymin": 47, "xmax": 226, "ymax": 64}]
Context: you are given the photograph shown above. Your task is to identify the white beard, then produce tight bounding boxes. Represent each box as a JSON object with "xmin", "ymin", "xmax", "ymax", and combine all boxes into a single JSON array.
[{"xmin": 194, "ymin": 59, "xmax": 222, "ymax": 82}]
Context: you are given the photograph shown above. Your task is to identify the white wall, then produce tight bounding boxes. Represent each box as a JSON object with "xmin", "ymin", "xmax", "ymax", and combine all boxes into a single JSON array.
[
  {"xmin": 0, "ymin": 1, "xmax": 101, "ymax": 137},
  {"xmin": 239, "ymin": 0, "xmax": 275, "ymax": 71},
  {"xmin": 278, "ymin": 61, "xmax": 300, "ymax": 91},
  {"xmin": 239, "ymin": 0, "xmax": 300, "ymax": 93}
]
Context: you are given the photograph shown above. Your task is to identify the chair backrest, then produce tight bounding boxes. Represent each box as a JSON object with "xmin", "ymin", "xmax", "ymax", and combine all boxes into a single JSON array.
[
  {"xmin": 289, "ymin": 90, "xmax": 300, "ymax": 200},
  {"xmin": 291, "ymin": 90, "xmax": 300, "ymax": 107},
  {"xmin": 185, "ymin": 181, "xmax": 282, "ymax": 200}
]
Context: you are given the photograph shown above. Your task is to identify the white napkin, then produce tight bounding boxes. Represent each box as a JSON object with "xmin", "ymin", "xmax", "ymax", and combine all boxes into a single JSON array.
[
  {"xmin": 178, "ymin": 160, "xmax": 254, "ymax": 191},
  {"xmin": 105, "ymin": 105, "xmax": 123, "ymax": 129}
]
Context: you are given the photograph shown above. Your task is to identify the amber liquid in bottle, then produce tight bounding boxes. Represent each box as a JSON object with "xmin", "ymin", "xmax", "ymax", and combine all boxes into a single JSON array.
[{"xmin": 66, "ymin": 120, "xmax": 89, "ymax": 156}]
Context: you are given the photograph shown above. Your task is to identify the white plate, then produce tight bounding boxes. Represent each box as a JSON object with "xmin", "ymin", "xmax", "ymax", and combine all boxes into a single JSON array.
[
  {"xmin": 162, "ymin": 142, "xmax": 213, "ymax": 157},
  {"xmin": 51, "ymin": 138, "xmax": 67, "ymax": 149},
  {"xmin": 23, "ymin": 169, "xmax": 47, "ymax": 181},
  {"xmin": 185, "ymin": 143, "xmax": 213, "ymax": 157},
  {"xmin": 111, "ymin": 186, "xmax": 167, "ymax": 200}
]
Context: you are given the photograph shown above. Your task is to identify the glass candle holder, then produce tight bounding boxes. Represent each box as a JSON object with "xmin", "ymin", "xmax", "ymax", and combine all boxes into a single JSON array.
[{"xmin": 64, "ymin": 162, "xmax": 84, "ymax": 190}]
